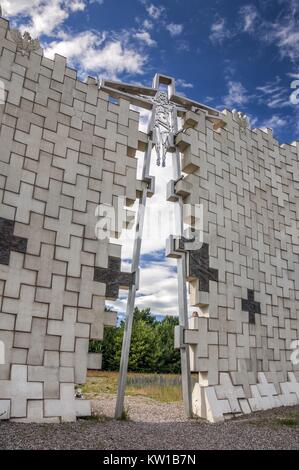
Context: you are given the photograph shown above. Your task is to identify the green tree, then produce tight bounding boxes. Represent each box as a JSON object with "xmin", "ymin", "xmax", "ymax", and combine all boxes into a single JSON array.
[
  {"xmin": 155, "ymin": 316, "xmax": 181, "ymax": 373},
  {"xmin": 90, "ymin": 308, "xmax": 180, "ymax": 373},
  {"xmin": 132, "ymin": 307, "xmax": 156, "ymax": 325},
  {"xmin": 128, "ymin": 319, "xmax": 156, "ymax": 371}
]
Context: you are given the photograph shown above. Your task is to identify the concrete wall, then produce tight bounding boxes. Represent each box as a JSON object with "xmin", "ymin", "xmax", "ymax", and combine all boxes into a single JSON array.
[
  {"xmin": 176, "ymin": 108, "xmax": 299, "ymax": 421},
  {"xmin": 0, "ymin": 16, "xmax": 144, "ymax": 422}
]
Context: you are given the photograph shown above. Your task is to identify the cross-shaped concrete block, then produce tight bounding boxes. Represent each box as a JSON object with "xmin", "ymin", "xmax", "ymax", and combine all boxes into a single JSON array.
[
  {"xmin": 36, "ymin": 275, "xmax": 78, "ymax": 319},
  {"xmin": 14, "ymin": 318, "xmax": 60, "ymax": 364},
  {"xmin": 0, "ymin": 365, "xmax": 43, "ymax": 417},
  {"xmin": 14, "ymin": 213, "xmax": 55, "ymax": 256},
  {"xmin": 241, "ymin": 289, "xmax": 261, "ymax": 324},
  {"xmin": 44, "ymin": 383, "xmax": 91, "ymax": 422},
  {"xmin": 4, "ymin": 182, "xmax": 45, "ymax": 224},
  {"xmin": 47, "ymin": 307, "xmax": 90, "ymax": 352},
  {"xmin": 0, "ymin": 252, "xmax": 36, "ymax": 298},
  {"xmin": 215, "ymin": 373, "xmax": 245, "ymax": 413},
  {"xmin": 187, "ymin": 243, "xmax": 219, "ymax": 292},
  {"xmin": 28, "ymin": 366, "xmax": 60, "ymax": 399},
  {"xmin": 3, "ymin": 285, "xmax": 48, "ymax": 332},
  {"xmin": 25, "ymin": 243, "xmax": 67, "ymax": 287},
  {"xmin": 45, "ymin": 207, "xmax": 83, "ymax": 247},
  {"xmin": 78, "ymin": 296, "xmax": 117, "ymax": 340},
  {"xmin": 0, "ymin": 217, "xmax": 27, "ymax": 265},
  {"xmin": 94, "ymin": 256, "xmax": 135, "ymax": 300}
]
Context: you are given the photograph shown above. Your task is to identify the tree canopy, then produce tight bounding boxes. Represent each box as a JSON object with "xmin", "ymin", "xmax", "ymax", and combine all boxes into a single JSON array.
[{"xmin": 89, "ymin": 308, "xmax": 181, "ymax": 374}]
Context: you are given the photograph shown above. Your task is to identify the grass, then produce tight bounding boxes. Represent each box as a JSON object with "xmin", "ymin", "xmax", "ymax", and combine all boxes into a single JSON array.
[
  {"xmin": 274, "ymin": 417, "xmax": 299, "ymax": 427},
  {"xmin": 245, "ymin": 409, "xmax": 299, "ymax": 428},
  {"xmin": 80, "ymin": 414, "xmax": 108, "ymax": 423},
  {"xmin": 117, "ymin": 407, "xmax": 130, "ymax": 421},
  {"xmin": 81, "ymin": 371, "xmax": 184, "ymax": 403}
]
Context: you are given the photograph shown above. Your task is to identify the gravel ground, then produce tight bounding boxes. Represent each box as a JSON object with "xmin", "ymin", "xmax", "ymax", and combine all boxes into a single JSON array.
[{"xmin": 0, "ymin": 396, "xmax": 299, "ymax": 450}]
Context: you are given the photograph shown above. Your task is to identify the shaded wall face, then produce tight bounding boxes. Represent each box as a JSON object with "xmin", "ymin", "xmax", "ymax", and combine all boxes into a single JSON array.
[
  {"xmin": 0, "ymin": 17, "xmax": 142, "ymax": 422},
  {"xmin": 177, "ymin": 109, "xmax": 299, "ymax": 421}
]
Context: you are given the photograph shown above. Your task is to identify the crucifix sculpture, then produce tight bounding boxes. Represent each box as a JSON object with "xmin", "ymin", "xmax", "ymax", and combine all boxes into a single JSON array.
[{"xmin": 99, "ymin": 74, "xmax": 225, "ymax": 419}]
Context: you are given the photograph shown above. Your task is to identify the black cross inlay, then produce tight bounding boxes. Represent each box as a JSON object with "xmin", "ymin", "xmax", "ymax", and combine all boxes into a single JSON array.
[
  {"xmin": 94, "ymin": 256, "xmax": 135, "ymax": 300},
  {"xmin": 0, "ymin": 217, "xmax": 28, "ymax": 265},
  {"xmin": 188, "ymin": 243, "xmax": 218, "ymax": 292},
  {"xmin": 242, "ymin": 289, "xmax": 261, "ymax": 324}
]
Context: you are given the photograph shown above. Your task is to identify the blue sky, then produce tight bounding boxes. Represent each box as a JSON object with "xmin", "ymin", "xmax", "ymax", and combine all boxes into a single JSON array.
[
  {"xmin": 3, "ymin": 0, "xmax": 299, "ymax": 142},
  {"xmin": 2, "ymin": 0, "xmax": 299, "ymax": 316}
]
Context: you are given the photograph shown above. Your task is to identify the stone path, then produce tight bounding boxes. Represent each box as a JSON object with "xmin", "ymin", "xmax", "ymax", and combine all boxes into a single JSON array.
[{"xmin": 0, "ymin": 396, "xmax": 299, "ymax": 450}]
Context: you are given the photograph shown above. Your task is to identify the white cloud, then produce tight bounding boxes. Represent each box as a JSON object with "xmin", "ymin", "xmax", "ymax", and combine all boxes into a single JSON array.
[
  {"xmin": 269, "ymin": 20, "xmax": 299, "ymax": 62},
  {"xmin": 256, "ymin": 77, "xmax": 291, "ymax": 109},
  {"xmin": 135, "ymin": 31, "xmax": 156, "ymax": 47},
  {"xmin": 44, "ymin": 31, "xmax": 101, "ymax": 59},
  {"xmin": 166, "ymin": 23, "xmax": 183, "ymax": 37},
  {"xmin": 142, "ymin": 19, "xmax": 153, "ymax": 30},
  {"xmin": 176, "ymin": 39, "xmax": 190, "ymax": 52},
  {"xmin": 146, "ymin": 3, "xmax": 164, "ymax": 20},
  {"xmin": 112, "ymin": 143, "xmax": 186, "ymax": 317},
  {"xmin": 223, "ymin": 81, "xmax": 248, "ymax": 108},
  {"xmin": 70, "ymin": 0, "xmax": 86, "ymax": 12},
  {"xmin": 209, "ymin": 18, "xmax": 232, "ymax": 45},
  {"xmin": 256, "ymin": 79, "xmax": 281, "ymax": 95},
  {"xmin": 2, "ymin": 0, "xmax": 82, "ymax": 36},
  {"xmin": 4, "ymin": 1, "xmax": 148, "ymax": 79},
  {"xmin": 83, "ymin": 40, "xmax": 146, "ymax": 76},
  {"xmin": 1, "ymin": 0, "xmax": 42, "ymax": 16},
  {"xmin": 112, "ymin": 259, "xmax": 180, "ymax": 316},
  {"xmin": 260, "ymin": 1, "xmax": 299, "ymax": 62},
  {"xmin": 23, "ymin": 1, "xmax": 70, "ymax": 36},
  {"xmin": 45, "ymin": 32, "xmax": 146, "ymax": 78},
  {"xmin": 239, "ymin": 5, "xmax": 258, "ymax": 33},
  {"xmin": 111, "ymin": 151, "xmax": 181, "ymax": 316},
  {"xmin": 136, "ymin": 262, "xmax": 178, "ymax": 314},
  {"xmin": 241, "ymin": 2, "xmax": 299, "ymax": 64},
  {"xmin": 134, "ymin": 107, "xmax": 151, "ymax": 134},
  {"xmin": 176, "ymin": 78, "xmax": 194, "ymax": 89},
  {"xmin": 1, "ymin": 0, "xmax": 104, "ymax": 37},
  {"xmin": 261, "ymin": 115, "xmax": 288, "ymax": 130}
]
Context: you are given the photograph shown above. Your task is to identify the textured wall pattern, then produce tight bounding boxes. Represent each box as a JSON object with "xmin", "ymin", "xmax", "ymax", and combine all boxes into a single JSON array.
[
  {"xmin": 0, "ymin": 16, "xmax": 144, "ymax": 422},
  {"xmin": 176, "ymin": 108, "xmax": 299, "ymax": 421},
  {"xmin": 0, "ymin": 11, "xmax": 298, "ymax": 425}
]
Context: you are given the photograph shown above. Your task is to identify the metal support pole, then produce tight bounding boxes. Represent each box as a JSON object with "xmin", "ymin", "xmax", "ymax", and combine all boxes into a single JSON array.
[
  {"xmin": 171, "ymin": 109, "xmax": 193, "ymax": 418},
  {"xmin": 176, "ymin": 254, "xmax": 193, "ymax": 417},
  {"xmin": 114, "ymin": 74, "xmax": 196, "ymax": 419},
  {"xmin": 115, "ymin": 153, "xmax": 151, "ymax": 419},
  {"xmin": 115, "ymin": 283, "xmax": 137, "ymax": 419}
]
